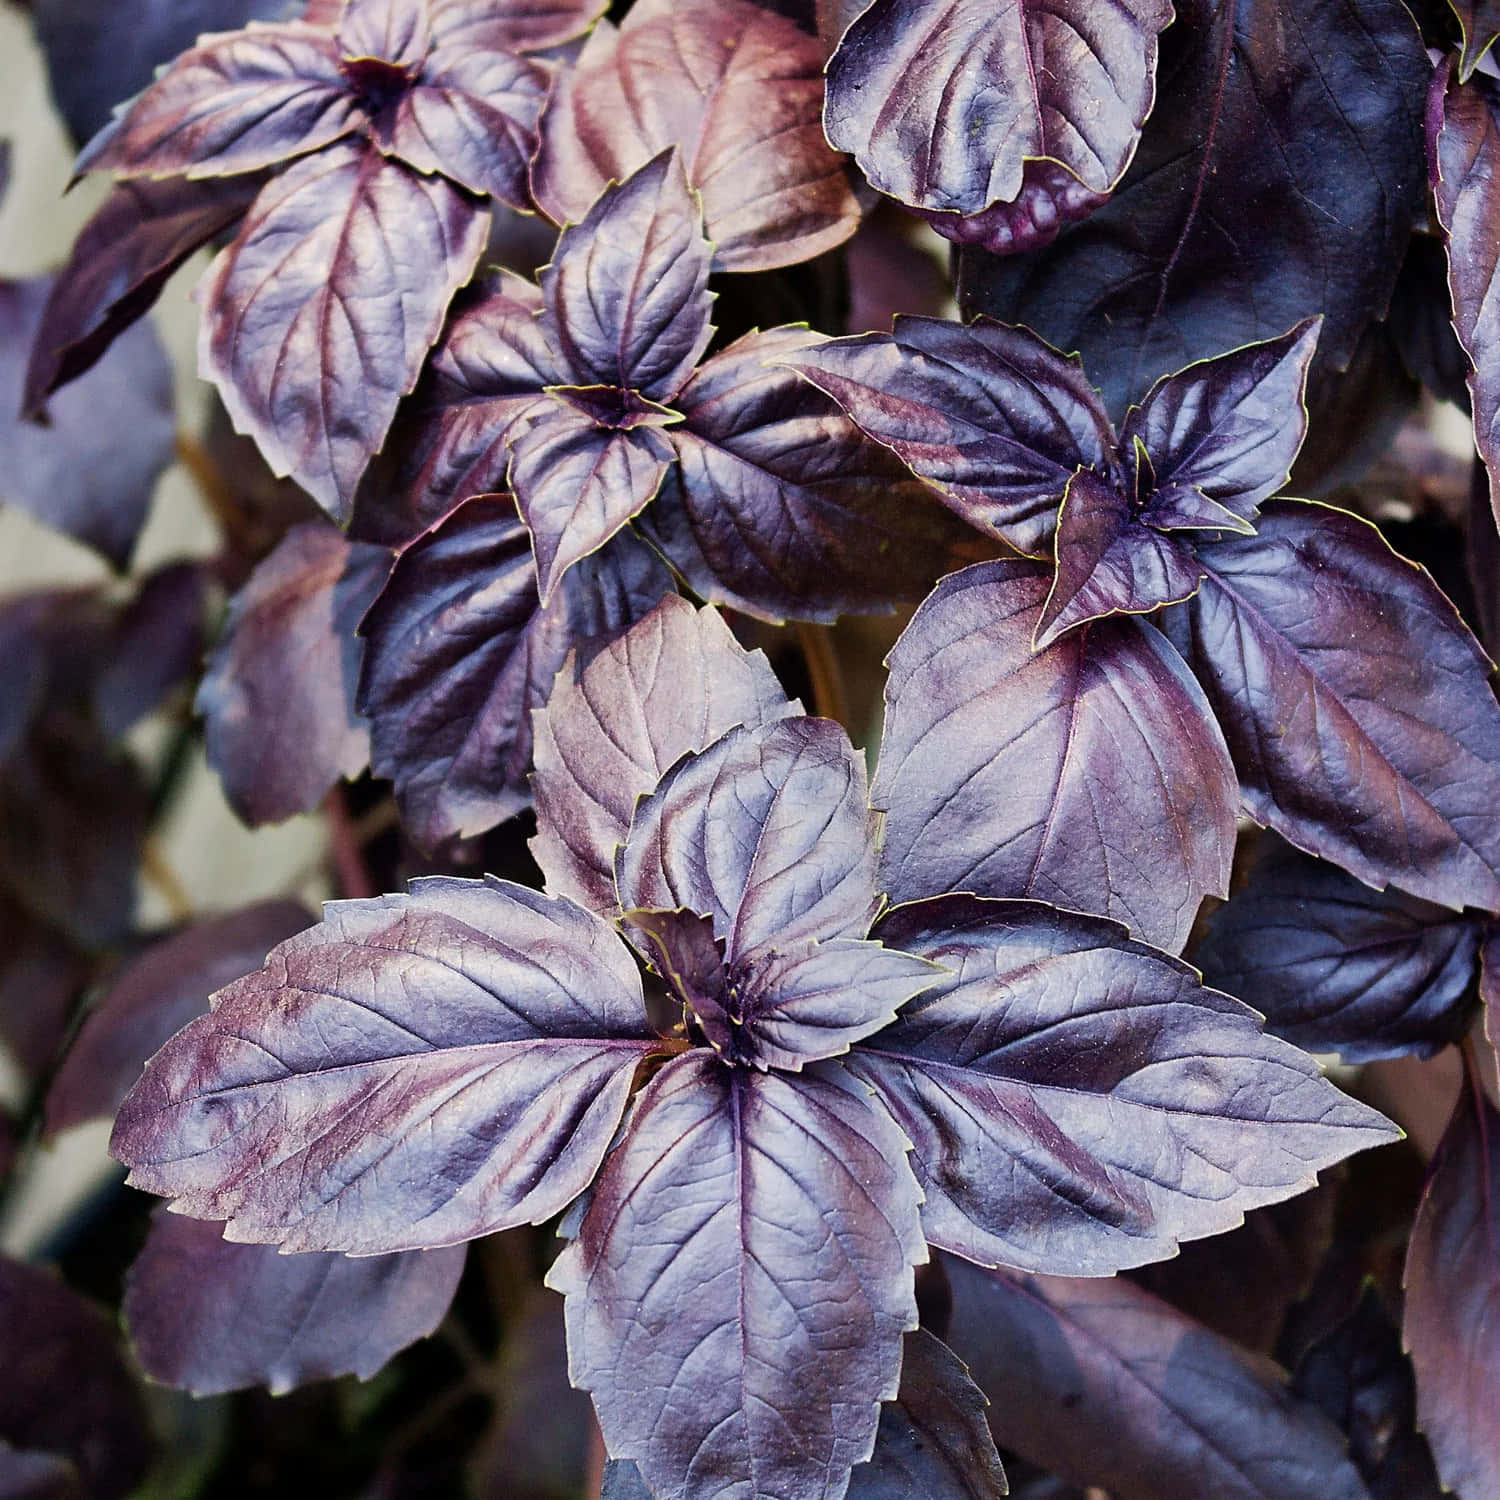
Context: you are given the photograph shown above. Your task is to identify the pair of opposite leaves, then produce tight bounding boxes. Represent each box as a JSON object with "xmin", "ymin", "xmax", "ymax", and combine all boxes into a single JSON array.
[{"xmin": 113, "ymin": 592, "xmax": 1398, "ymax": 1500}]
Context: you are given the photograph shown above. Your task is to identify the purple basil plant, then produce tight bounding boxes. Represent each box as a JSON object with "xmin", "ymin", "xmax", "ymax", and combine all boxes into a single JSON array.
[{"xmin": 3, "ymin": 0, "xmax": 1500, "ymax": 1498}]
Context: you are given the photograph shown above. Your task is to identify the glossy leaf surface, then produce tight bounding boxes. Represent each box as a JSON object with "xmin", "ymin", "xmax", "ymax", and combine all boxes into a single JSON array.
[
  {"xmin": 198, "ymin": 523, "xmax": 390, "ymax": 825},
  {"xmin": 428, "ymin": 0, "xmax": 607, "ymax": 52},
  {"xmin": 532, "ymin": 596, "xmax": 797, "ymax": 914},
  {"xmin": 531, "ymin": 0, "xmax": 859, "ymax": 272},
  {"xmin": 874, "ymin": 561, "xmax": 1236, "ymax": 954},
  {"xmin": 550, "ymin": 1055, "xmax": 925, "ymax": 1500},
  {"xmin": 945, "ymin": 1257, "xmax": 1372, "ymax": 1500},
  {"xmin": 1403, "ymin": 1077, "xmax": 1500, "ymax": 1500},
  {"xmin": 956, "ymin": 0, "xmax": 1429, "ymax": 419},
  {"xmin": 1164, "ymin": 500, "xmax": 1500, "ymax": 913},
  {"xmin": 124, "ymin": 1211, "xmax": 465, "ymax": 1394},
  {"xmin": 199, "ymin": 141, "xmax": 489, "ymax": 519},
  {"xmin": 112, "ymin": 878, "xmax": 658, "ymax": 1252},
  {"xmin": 357, "ymin": 498, "xmax": 670, "ymax": 850},
  {"xmin": 1194, "ymin": 839, "xmax": 1482, "ymax": 1064},
  {"xmin": 850, "ymin": 896, "xmax": 1395, "ymax": 1274},
  {"xmin": 616, "ymin": 717, "xmax": 878, "ymax": 962},
  {"xmin": 784, "ymin": 316, "xmax": 1116, "ymax": 557},
  {"xmin": 823, "ymin": 0, "xmax": 1172, "ymax": 217}
]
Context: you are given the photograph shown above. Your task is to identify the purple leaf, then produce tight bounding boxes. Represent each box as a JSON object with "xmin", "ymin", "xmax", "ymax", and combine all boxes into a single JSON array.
[
  {"xmin": 536, "ymin": 151, "xmax": 713, "ymax": 404},
  {"xmin": 957, "ymin": 0, "xmax": 1429, "ymax": 421},
  {"xmin": 1431, "ymin": 65, "xmax": 1500, "ymax": 538},
  {"xmin": 549, "ymin": 1054, "xmax": 925, "ymax": 1500},
  {"xmin": 846, "ymin": 1327, "xmax": 1007, "ymax": 1500},
  {"xmin": 1120, "ymin": 321, "xmax": 1321, "ymax": 524},
  {"xmin": 74, "ymin": 23, "xmax": 359, "ymax": 179},
  {"xmin": 874, "ymin": 560, "xmax": 1237, "ymax": 955},
  {"xmin": 531, "ymin": 0, "xmax": 860, "ymax": 273},
  {"xmin": 0, "ymin": 902, "xmax": 86, "ymax": 1084},
  {"xmin": 428, "ymin": 0, "xmax": 607, "ymax": 53},
  {"xmin": 507, "ymin": 397, "xmax": 675, "ymax": 603},
  {"xmin": 123, "ymin": 1211, "xmax": 465, "ymax": 1394},
  {"xmin": 45, "ymin": 900, "xmax": 313, "ymax": 1138},
  {"xmin": 0, "ymin": 1257, "xmax": 152, "ymax": 1500},
  {"xmin": 1193, "ymin": 839, "xmax": 1482, "ymax": 1065},
  {"xmin": 1163, "ymin": 499, "xmax": 1500, "ymax": 913},
  {"xmin": 24, "ymin": 175, "xmax": 259, "ymax": 413},
  {"xmin": 111, "ymin": 877, "xmax": 658, "ymax": 1253},
  {"xmin": 619, "ymin": 908, "xmax": 731, "ymax": 1047},
  {"xmin": 1448, "ymin": 0, "xmax": 1500, "ymax": 80},
  {"xmin": 823, "ymin": 0, "xmax": 1171, "ymax": 218},
  {"xmin": 0, "ymin": 275, "xmax": 174, "ymax": 570},
  {"xmin": 851, "ymin": 895, "xmax": 1394, "ymax": 1274},
  {"xmin": 642, "ymin": 327, "xmax": 994, "ymax": 623},
  {"xmin": 909, "ymin": 159, "xmax": 1111, "ymax": 256},
  {"xmin": 1486, "ymin": 928, "xmax": 1500, "ymax": 1052},
  {"xmin": 616, "ymin": 717, "xmax": 879, "ymax": 962},
  {"xmin": 944, "ymin": 1257, "xmax": 1372, "ymax": 1500},
  {"xmin": 782, "ymin": 316, "xmax": 1117, "ymax": 557},
  {"xmin": 371, "ymin": 43, "xmax": 546, "ymax": 206},
  {"xmin": 197, "ymin": 522, "xmax": 390, "ymax": 825},
  {"xmin": 1402, "ymin": 1075, "xmax": 1500, "ymax": 1500},
  {"xmin": 0, "ymin": 1444, "xmax": 83, "ymax": 1500},
  {"xmin": 337, "ymin": 0, "xmax": 429, "ymax": 63},
  {"xmin": 530, "ymin": 594, "xmax": 797, "ymax": 915},
  {"xmin": 358, "ymin": 498, "xmax": 671, "ymax": 850},
  {"xmin": 1035, "ymin": 467, "xmax": 1203, "ymax": 650},
  {"xmin": 199, "ymin": 141, "xmax": 489, "ymax": 520}
]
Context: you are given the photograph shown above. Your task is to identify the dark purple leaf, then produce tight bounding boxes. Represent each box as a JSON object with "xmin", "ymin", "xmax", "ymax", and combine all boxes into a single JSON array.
[
  {"xmin": 24, "ymin": 175, "xmax": 259, "ymax": 413},
  {"xmin": 337, "ymin": 0, "xmax": 428, "ymax": 63},
  {"xmin": 642, "ymin": 327, "xmax": 994, "ymax": 623},
  {"xmin": 45, "ymin": 899, "xmax": 313, "ymax": 1138},
  {"xmin": 93, "ymin": 562, "xmax": 211, "ymax": 740},
  {"xmin": 846, "ymin": 1328, "xmax": 1007, "ymax": 1500},
  {"xmin": 372, "ymin": 44, "xmax": 546, "ymax": 206},
  {"xmin": 1402, "ymin": 1075, "xmax": 1500, "ymax": 1499},
  {"xmin": 782, "ymin": 316, "xmax": 1117, "ymax": 557},
  {"xmin": 74, "ymin": 23, "xmax": 359, "ymax": 179},
  {"xmin": 823, "ymin": 0, "xmax": 1171, "ymax": 225},
  {"xmin": 0, "ymin": 274, "xmax": 174, "ymax": 569},
  {"xmin": 1120, "ymin": 320, "xmax": 1322, "ymax": 523},
  {"xmin": 944, "ymin": 1257, "xmax": 1371, "ymax": 1500},
  {"xmin": 1193, "ymin": 839, "xmax": 1482, "ymax": 1064},
  {"xmin": 1451, "ymin": 0, "xmax": 1500, "ymax": 80},
  {"xmin": 537, "ymin": 150, "xmax": 713, "ymax": 403},
  {"xmin": 549, "ymin": 1054, "xmax": 925, "ymax": 1500},
  {"xmin": 0, "ymin": 901, "xmax": 87, "ymax": 1082},
  {"xmin": 851, "ymin": 895, "xmax": 1394, "ymax": 1274},
  {"xmin": 0, "ymin": 1256, "xmax": 152, "ymax": 1500},
  {"xmin": 1432, "ymin": 65, "xmax": 1500, "ymax": 537},
  {"xmin": 616, "ymin": 717, "xmax": 879, "ymax": 962},
  {"xmin": 1486, "ymin": 928, "xmax": 1500, "ymax": 1052},
  {"xmin": 530, "ymin": 594, "xmax": 797, "ymax": 914},
  {"xmin": 124, "ymin": 1210, "xmax": 465, "ymax": 1394},
  {"xmin": 507, "ymin": 397, "xmax": 675, "ymax": 603},
  {"xmin": 198, "ymin": 522, "xmax": 390, "ymax": 825},
  {"xmin": 600, "ymin": 1462, "xmax": 654, "ymax": 1500},
  {"xmin": 0, "ymin": 1445, "xmax": 83, "ymax": 1500},
  {"xmin": 200, "ymin": 141, "xmax": 489, "ymax": 520},
  {"xmin": 1162, "ymin": 500, "xmax": 1500, "ymax": 913},
  {"xmin": 1291, "ymin": 1286, "xmax": 1443, "ymax": 1500},
  {"xmin": 531, "ymin": 0, "xmax": 860, "ymax": 273},
  {"xmin": 1035, "ymin": 467, "xmax": 1203, "ymax": 649},
  {"xmin": 358, "ymin": 498, "xmax": 671, "ymax": 851},
  {"xmin": 909, "ymin": 161, "xmax": 1111, "ymax": 257},
  {"xmin": 874, "ymin": 560, "xmax": 1237, "ymax": 955},
  {"xmin": 428, "ymin": 0, "xmax": 606, "ymax": 53},
  {"xmin": 956, "ymin": 0, "xmax": 1429, "ymax": 421},
  {"xmin": 112, "ymin": 877, "xmax": 658, "ymax": 1253}
]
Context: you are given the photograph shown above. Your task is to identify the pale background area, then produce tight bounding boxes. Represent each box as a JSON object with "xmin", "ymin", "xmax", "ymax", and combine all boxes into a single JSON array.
[{"xmin": 0, "ymin": 2, "xmax": 331, "ymax": 1250}]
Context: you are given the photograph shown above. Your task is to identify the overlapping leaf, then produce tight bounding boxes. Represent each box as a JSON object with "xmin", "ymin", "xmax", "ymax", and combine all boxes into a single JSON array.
[
  {"xmin": 198, "ymin": 522, "xmax": 390, "ymax": 825},
  {"xmin": 549, "ymin": 1055, "xmax": 926, "ymax": 1500},
  {"xmin": 1162, "ymin": 501, "xmax": 1500, "ymax": 913},
  {"xmin": 1194, "ymin": 838, "xmax": 1482, "ymax": 1063},
  {"xmin": 111, "ymin": 878, "xmax": 659, "ymax": 1253},
  {"xmin": 873, "ymin": 560, "xmax": 1237, "ymax": 954},
  {"xmin": 1402, "ymin": 1076, "xmax": 1500, "ymax": 1500},
  {"xmin": 427, "ymin": 0, "xmax": 607, "ymax": 53},
  {"xmin": 124, "ymin": 1211, "xmax": 466, "ymax": 1395},
  {"xmin": 956, "ymin": 0, "xmax": 1429, "ymax": 419},
  {"xmin": 357, "ymin": 498, "xmax": 671, "ymax": 850},
  {"xmin": 823, "ymin": 0, "xmax": 1171, "ymax": 246},
  {"xmin": 531, "ymin": 0, "xmax": 859, "ymax": 272},
  {"xmin": 847, "ymin": 895, "xmax": 1395, "ymax": 1273}
]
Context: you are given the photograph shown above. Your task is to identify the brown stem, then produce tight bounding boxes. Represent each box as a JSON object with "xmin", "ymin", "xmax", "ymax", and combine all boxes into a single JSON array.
[
  {"xmin": 175, "ymin": 432, "xmax": 253, "ymax": 554},
  {"xmin": 586, "ymin": 1413, "xmax": 608, "ymax": 1499},
  {"xmin": 324, "ymin": 786, "xmax": 376, "ymax": 900},
  {"xmin": 794, "ymin": 621, "xmax": 849, "ymax": 725},
  {"xmin": 142, "ymin": 835, "xmax": 193, "ymax": 921}
]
